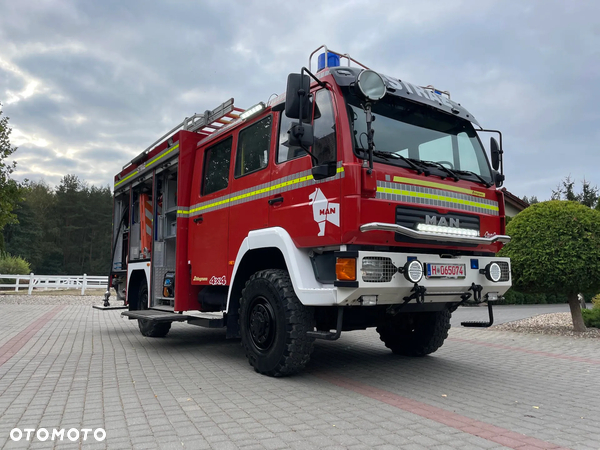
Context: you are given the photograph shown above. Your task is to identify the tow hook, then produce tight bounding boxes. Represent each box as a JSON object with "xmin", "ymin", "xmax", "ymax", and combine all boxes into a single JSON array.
[{"xmin": 403, "ymin": 283, "xmax": 427, "ymax": 304}]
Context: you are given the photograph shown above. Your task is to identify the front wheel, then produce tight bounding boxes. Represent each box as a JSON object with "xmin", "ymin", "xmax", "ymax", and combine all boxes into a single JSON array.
[
  {"xmin": 376, "ymin": 310, "xmax": 451, "ymax": 356},
  {"xmin": 240, "ymin": 269, "xmax": 315, "ymax": 377}
]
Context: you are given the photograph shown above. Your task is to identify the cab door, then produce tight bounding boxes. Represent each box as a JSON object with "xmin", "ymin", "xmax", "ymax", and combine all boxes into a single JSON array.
[
  {"xmin": 189, "ymin": 136, "xmax": 233, "ymax": 285},
  {"xmin": 269, "ymin": 89, "xmax": 342, "ymax": 247},
  {"xmin": 228, "ymin": 115, "xmax": 274, "ymax": 271}
]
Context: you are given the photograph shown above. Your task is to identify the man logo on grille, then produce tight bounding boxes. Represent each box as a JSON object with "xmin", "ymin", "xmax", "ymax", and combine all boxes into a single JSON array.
[{"xmin": 308, "ymin": 188, "xmax": 340, "ymax": 236}]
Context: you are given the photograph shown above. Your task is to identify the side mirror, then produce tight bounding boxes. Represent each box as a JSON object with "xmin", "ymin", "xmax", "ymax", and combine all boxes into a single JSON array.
[
  {"xmin": 490, "ymin": 137, "xmax": 501, "ymax": 171},
  {"xmin": 285, "ymin": 73, "xmax": 311, "ymax": 120},
  {"xmin": 312, "ymin": 161, "xmax": 337, "ymax": 180},
  {"xmin": 288, "ymin": 122, "xmax": 314, "ymax": 148}
]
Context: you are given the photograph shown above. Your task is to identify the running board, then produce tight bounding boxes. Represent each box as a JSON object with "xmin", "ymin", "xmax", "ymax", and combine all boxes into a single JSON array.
[
  {"xmin": 121, "ymin": 310, "xmax": 190, "ymax": 322},
  {"xmin": 121, "ymin": 310, "xmax": 225, "ymax": 328},
  {"xmin": 461, "ymin": 302, "xmax": 494, "ymax": 328},
  {"xmin": 187, "ymin": 313, "xmax": 225, "ymax": 329}
]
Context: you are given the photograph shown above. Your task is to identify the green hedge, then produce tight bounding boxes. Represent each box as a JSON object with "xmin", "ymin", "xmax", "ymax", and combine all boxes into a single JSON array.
[
  {"xmin": 582, "ymin": 294, "xmax": 600, "ymax": 328},
  {"xmin": 0, "ymin": 251, "xmax": 31, "ymax": 282},
  {"xmin": 498, "ymin": 288, "xmax": 598, "ymax": 305}
]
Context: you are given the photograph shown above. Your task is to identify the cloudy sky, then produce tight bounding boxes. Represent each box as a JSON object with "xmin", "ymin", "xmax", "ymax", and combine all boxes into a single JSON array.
[{"xmin": 1, "ymin": 0, "xmax": 598, "ymax": 200}]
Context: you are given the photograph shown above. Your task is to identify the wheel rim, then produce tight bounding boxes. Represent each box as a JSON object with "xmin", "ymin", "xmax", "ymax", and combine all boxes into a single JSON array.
[{"xmin": 248, "ymin": 296, "xmax": 275, "ymax": 352}]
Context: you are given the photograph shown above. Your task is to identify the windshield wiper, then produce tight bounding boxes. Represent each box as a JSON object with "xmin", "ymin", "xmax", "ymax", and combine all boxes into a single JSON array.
[
  {"xmin": 370, "ymin": 150, "xmax": 431, "ymax": 176},
  {"xmin": 454, "ymin": 169, "xmax": 493, "ymax": 187},
  {"xmin": 418, "ymin": 160, "xmax": 460, "ymax": 182}
]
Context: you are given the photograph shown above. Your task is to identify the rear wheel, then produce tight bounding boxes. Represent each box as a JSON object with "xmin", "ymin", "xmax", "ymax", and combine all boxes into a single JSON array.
[
  {"xmin": 137, "ymin": 281, "xmax": 171, "ymax": 338},
  {"xmin": 240, "ymin": 269, "xmax": 315, "ymax": 377},
  {"xmin": 376, "ymin": 310, "xmax": 451, "ymax": 356}
]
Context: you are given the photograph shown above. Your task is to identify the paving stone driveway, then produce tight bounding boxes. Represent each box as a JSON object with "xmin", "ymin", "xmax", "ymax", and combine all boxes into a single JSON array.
[{"xmin": 0, "ymin": 304, "xmax": 598, "ymax": 449}]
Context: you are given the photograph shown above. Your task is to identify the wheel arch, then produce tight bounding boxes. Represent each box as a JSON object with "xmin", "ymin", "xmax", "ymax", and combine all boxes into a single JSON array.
[
  {"xmin": 127, "ymin": 268, "xmax": 149, "ymax": 311},
  {"xmin": 226, "ymin": 227, "xmax": 336, "ymax": 325}
]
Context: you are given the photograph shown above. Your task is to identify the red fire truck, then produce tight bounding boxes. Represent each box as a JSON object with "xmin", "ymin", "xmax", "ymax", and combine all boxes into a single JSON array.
[{"xmin": 106, "ymin": 46, "xmax": 511, "ymax": 376}]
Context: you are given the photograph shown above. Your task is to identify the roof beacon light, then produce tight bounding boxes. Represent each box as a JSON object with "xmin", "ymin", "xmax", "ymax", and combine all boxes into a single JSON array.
[
  {"xmin": 240, "ymin": 102, "xmax": 266, "ymax": 120},
  {"xmin": 357, "ymin": 69, "xmax": 387, "ymax": 101},
  {"xmin": 317, "ymin": 52, "xmax": 341, "ymax": 71}
]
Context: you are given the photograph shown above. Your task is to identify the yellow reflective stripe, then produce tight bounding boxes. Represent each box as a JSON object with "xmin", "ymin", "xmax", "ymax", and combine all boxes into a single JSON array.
[
  {"xmin": 392, "ymin": 176, "xmax": 486, "ymax": 198},
  {"xmin": 377, "ymin": 186, "xmax": 499, "ymax": 212},
  {"xmin": 180, "ymin": 166, "xmax": 345, "ymax": 215},
  {"xmin": 114, "ymin": 170, "xmax": 138, "ymax": 188},
  {"xmin": 114, "ymin": 143, "xmax": 180, "ymax": 188},
  {"xmin": 146, "ymin": 143, "xmax": 179, "ymax": 167}
]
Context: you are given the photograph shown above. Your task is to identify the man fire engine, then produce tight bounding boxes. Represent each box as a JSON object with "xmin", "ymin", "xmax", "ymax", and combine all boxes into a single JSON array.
[{"xmin": 105, "ymin": 46, "xmax": 511, "ymax": 377}]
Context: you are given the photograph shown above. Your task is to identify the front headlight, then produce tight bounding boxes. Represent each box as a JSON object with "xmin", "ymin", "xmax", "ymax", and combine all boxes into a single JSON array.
[{"xmin": 361, "ymin": 257, "xmax": 396, "ymax": 282}]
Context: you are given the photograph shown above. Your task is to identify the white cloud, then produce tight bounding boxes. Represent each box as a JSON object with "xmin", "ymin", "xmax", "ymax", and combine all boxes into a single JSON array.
[{"xmin": 0, "ymin": 0, "xmax": 598, "ymax": 201}]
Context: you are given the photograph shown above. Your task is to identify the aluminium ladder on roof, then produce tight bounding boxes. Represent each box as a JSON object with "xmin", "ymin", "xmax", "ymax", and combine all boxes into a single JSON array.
[{"xmin": 122, "ymin": 98, "xmax": 244, "ymax": 170}]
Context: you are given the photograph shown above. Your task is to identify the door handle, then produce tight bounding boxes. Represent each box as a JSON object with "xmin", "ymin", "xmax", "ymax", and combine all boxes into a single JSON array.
[
  {"xmin": 193, "ymin": 215, "xmax": 203, "ymax": 223},
  {"xmin": 268, "ymin": 196, "xmax": 284, "ymax": 205}
]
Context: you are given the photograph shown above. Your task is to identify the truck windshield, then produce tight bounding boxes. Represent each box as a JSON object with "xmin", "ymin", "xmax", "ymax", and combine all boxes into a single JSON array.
[{"xmin": 344, "ymin": 92, "xmax": 492, "ymax": 184}]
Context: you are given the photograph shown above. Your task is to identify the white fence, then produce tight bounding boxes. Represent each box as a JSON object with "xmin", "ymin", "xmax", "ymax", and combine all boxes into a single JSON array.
[{"xmin": 0, "ymin": 273, "xmax": 108, "ymax": 295}]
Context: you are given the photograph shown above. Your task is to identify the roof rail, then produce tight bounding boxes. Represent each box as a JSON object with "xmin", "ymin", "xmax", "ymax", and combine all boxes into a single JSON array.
[
  {"xmin": 123, "ymin": 98, "xmax": 244, "ymax": 170},
  {"xmin": 308, "ymin": 45, "xmax": 370, "ymax": 72}
]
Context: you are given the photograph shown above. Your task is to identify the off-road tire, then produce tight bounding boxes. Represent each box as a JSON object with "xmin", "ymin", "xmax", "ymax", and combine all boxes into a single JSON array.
[
  {"xmin": 137, "ymin": 282, "xmax": 171, "ymax": 338},
  {"xmin": 239, "ymin": 269, "xmax": 315, "ymax": 377},
  {"xmin": 376, "ymin": 310, "xmax": 451, "ymax": 356}
]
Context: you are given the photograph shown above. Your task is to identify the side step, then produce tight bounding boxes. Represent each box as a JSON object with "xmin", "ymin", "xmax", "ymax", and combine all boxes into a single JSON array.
[
  {"xmin": 188, "ymin": 312, "xmax": 225, "ymax": 329},
  {"xmin": 121, "ymin": 309, "xmax": 225, "ymax": 328},
  {"xmin": 121, "ymin": 310, "xmax": 190, "ymax": 322},
  {"xmin": 461, "ymin": 302, "xmax": 494, "ymax": 328}
]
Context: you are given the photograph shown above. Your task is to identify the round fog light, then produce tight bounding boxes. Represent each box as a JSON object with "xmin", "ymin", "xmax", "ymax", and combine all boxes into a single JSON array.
[
  {"xmin": 485, "ymin": 262, "xmax": 502, "ymax": 282},
  {"xmin": 403, "ymin": 260, "xmax": 423, "ymax": 283}
]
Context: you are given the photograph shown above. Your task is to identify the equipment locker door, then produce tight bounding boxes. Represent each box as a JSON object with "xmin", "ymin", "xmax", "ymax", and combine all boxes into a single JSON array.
[{"xmin": 189, "ymin": 136, "xmax": 233, "ymax": 286}]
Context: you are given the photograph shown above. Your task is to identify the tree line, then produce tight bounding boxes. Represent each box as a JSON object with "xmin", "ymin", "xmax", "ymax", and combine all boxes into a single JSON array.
[{"xmin": 3, "ymin": 176, "xmax": 113, "ymax": 275}]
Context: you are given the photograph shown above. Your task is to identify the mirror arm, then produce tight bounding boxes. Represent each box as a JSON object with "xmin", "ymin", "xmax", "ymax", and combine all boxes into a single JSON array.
[
  {"xmin": 364, "ymin": 102, "xmax": 375, "ymax": 174},
  {"xmin": 301, "ymin": 67, "xmax": 327, "ymax": 89},
  {"xmin": 300, "ymin": 143, "xmax": 319, "ymax": 165}
]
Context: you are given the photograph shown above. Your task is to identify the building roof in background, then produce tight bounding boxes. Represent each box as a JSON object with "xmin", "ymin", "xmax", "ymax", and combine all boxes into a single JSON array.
[{"xmin": 501, "ymin": 187, "xmax": 530, "ymax": 211}]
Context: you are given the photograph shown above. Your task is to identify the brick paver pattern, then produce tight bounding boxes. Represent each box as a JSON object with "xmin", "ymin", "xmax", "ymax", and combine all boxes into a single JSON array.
[{"xmin": 0, "ymin": 305, "xmax": 598, "ymax": 449}]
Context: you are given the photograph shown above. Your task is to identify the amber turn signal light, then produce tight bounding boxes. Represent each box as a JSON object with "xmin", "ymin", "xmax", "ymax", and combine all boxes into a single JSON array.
[{"xmin": 336, "ymin": 258, "xmax": 356, "ymax": 281}]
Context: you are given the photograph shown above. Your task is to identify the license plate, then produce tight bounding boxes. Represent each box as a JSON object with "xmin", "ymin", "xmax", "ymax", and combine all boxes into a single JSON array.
[{"xmin": 426, "ymin": 263, "xmax": 466, "ymax": 278}]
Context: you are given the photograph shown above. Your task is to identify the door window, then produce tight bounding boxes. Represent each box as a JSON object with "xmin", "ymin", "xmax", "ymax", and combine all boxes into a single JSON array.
[
  {"xmin": 202, "ymin": 137, "xmax": 232, "ymax": 195},
  {"xmin": 313, "ymin": 90, "xmax": 337, "ymax": 165},
  {"xmin": 277, "ymin": 110, "xmax": 311, "ymax": 163},
  {"xmin": 235, "ymin": 116, "xmax": 271, "ymax": 177}
]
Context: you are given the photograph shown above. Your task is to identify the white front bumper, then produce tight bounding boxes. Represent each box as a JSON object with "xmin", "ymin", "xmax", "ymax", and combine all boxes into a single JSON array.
[{"xmin": 336, "ymin": 251, "xmax": 511, "ymax": 306}]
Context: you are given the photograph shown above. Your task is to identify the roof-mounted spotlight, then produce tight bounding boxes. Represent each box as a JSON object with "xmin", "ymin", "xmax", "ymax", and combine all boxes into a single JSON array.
[
  {"xmin": 240, "ymin": 102, "xmax": 266, "ymax": 120},
  {"xmin": 357, "ymin": 70, "xmax": 387, "ymax": 101}
]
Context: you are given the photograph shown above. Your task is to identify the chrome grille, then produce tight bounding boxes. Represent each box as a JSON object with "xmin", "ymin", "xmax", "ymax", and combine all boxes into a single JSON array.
[{"xmin": 361, "ymin": 257, "xmax": 397, "ymax": 283}]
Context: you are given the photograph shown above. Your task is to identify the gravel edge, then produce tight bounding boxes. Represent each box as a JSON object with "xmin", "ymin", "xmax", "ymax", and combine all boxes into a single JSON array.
[{"xmin": 492, "ymin": 312, "xmax": 600, "ymax": 338}]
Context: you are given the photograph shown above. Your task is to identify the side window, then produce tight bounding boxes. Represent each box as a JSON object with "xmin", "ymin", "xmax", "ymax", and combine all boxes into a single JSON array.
[
  {"xmin": 313, "ymin": 90, "xmax": 337, "ymax": 165},
  {"xmin": 235, "ymin": 116, "xmax": 271, "ymax": 177},
  {"xmin": 277, "ymin": 109, "xmax": 311, "ymax": 163},
  {"xmin": 202, "ymin": 137, "xmax": 232, "ymax": 195}
]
